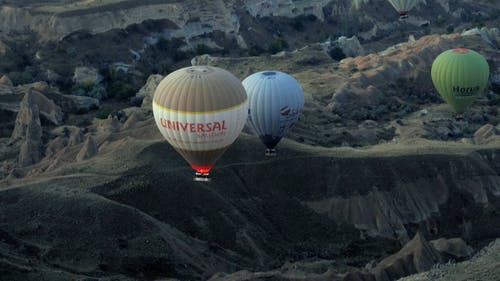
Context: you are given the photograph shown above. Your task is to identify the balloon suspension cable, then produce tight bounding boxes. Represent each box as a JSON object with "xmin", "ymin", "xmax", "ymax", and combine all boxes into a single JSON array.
[
  {"xmin": 194, "ymin": 171, "xmax": 211, "ymax": 182},
  {"xmin": 265, "ymin": 148, "xmax": 277, "ymax": 157},
  {"xmin": 455, "ymin": 112, "xmax": 463, "ymax": 120}
]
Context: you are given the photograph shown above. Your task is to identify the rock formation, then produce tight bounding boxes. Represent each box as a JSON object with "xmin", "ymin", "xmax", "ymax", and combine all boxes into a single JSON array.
[
  {"xmin": 372, "ymin": 233, "xmax": 442, "ymax": 280},
  {"xmin": 323, "ymin": 36, "xmax": 365, "ymax": 58},
  {"xmin": 1, "ymin": 87, "xmax": 63, "ymax": 126},
  {"xmin": 430, "ymin": 238, "xmax": 473, "ymax": 261},
  {"xmin": 0, "ymin": 75, "xmax": 13, "ymax": 86},
  {"xmin": 137, "ymin": 74, "xmax": 162, "ymax": 110},
  {"xmin": 474, "ymin": 124, "xmax": 497, "ymax": 144},
  {"xmin": 76, "ymin": 136, "xmax": 98, "ymax": 162},
  {"xmin": 11, "ymin": 92, "xmax": 43, "ymax": 167}
]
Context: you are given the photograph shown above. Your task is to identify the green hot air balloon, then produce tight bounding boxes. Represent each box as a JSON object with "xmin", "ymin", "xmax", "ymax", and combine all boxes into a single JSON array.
[{"xmin": 431, "ymin": 48, "xmax": 489, "ymax": 119}]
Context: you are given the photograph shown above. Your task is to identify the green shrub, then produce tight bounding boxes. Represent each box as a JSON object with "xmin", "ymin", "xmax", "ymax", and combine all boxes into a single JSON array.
[
  {"xmin": 328, "ymin": 47, "xmax": 346, "ymax": 61},
  {"xmin": 96, "ymin": 109, "xmax": 112, "ymax": 119},
  {"xmin": 8, "ymin": 71, "xmax": 34, "ymax": 86},
  {"xmin": 434, "ymin": 15, "xmax": 445, "ymax": 27},
  {"xmin": 268, "ymin": 38, "xmax": 289, "ymax": 54},
  {"xmin": 248, "ymin": 45, "xmax": 265, "ymax": 56},
  {"xmin": 446, "ymin": 25, "xmax": 454, "ymax": 34},
  {"xmin": 291, "ymin": 18, "xmax": 305, "ymax": 31},
  {"xmin": 110, "ymin": 81, "xmax": 136, "ymax": 100},
  {"xmin": 195, "ymin": 44, "xmax": 212, "ymax": 55}
]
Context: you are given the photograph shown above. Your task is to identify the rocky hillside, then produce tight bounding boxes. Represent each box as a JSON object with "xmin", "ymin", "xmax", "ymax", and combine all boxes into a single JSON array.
[
  {"xmin": 0, "ymin": 0, "xmax": 498, "ymax": 103},
  {"xmin": 1, "ymin": 26, "xmax": 500, "ymax": 280},
  {"xmin": 0, "ymin": 1, "xmax": 499, "ymax": 280},
  {"xmin": 399, "ymin": 239, "xmax": 500, "ymax": 281},
  {"xmin": 192, "ymin": 29, "xmax": 500, "ymax": 146}
]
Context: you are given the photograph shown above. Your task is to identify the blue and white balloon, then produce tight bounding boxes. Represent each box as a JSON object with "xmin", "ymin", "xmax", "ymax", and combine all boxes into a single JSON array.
[{"xmin": 242, "ymin": 71, "xmax": 304, "ymax": 156}]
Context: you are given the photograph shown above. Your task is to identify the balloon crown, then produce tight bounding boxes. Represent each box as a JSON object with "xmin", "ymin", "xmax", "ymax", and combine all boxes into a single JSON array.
[
  {"xmin": 452, "ymin": 48, "xmax": 469, "ymax": 54},
  {"xmin": 186, "ymin": 66, "xmax": 215, "ymax": 75},
  {"xmin": 262, "ymin": 71, "xmax": 277, "ymax": 76}
]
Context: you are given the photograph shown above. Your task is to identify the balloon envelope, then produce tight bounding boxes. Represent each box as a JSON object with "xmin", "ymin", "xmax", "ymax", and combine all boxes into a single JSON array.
[
  {"xmin": 431, "ymin": 48, "xmax": 489, "ymax": 114},
  {"xmin": 387, "ymin": 0, "xmax": 418, "ymax": 15},
  {"xmin": 153, "ymin": 66, "xmax": 248, "ymax": 179},
  {"xmin": 242, "ymin": 71, "xmax": 304, "ymax": 154}
]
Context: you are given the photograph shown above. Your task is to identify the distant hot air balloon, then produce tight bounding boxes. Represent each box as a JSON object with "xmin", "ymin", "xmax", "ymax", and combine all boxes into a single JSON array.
[
  {"xmin": 153, "ymin": 66, "xmax": 248, "ymax": 181},
  {"xmin": 387, "ymin": 0, "xmax": 419, "ymax": 19},
  {"xmin": 242, "ymin": 71, "xmax": 304, "ymax": 156},
  {"xmin": 431, "ymin": 48, "xmax": 490, "ymax": 119}
]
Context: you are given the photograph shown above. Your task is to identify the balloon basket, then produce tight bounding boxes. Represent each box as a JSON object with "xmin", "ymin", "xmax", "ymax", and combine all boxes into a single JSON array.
[
  {"xmin": 265, "ymin": 148, "xmax": 277, "ymax": 157},
  {"xmin": 399, "ymin": 12, "xmax": 409, "ymax": 20},
  {"xmin": 194, "ymin": 172, "xmax": 211, "ymax": 182},
  {"xmin": 455, "ymin": 112, "xmax": 463, "ymax": 120}
]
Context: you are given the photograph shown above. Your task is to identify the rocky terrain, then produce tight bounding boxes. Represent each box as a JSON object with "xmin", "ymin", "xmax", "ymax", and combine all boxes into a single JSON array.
[{"xmin": 0, "ymin": 0, "xmax": 499, "ymax": 280}]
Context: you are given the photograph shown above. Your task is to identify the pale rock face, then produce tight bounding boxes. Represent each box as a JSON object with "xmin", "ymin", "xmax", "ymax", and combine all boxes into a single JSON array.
[
  {"xmin": 430, "ymin": 238, "xmax": 473, "ymax": 259},
  {"xmin": 76, "ymin": 136, "xmax": 98, "ymax": 162},
  {"xmin": 43, "ymin": 89, "xmax": 100, "ymax": 114},
  {"xmin": 243, "ymin": 0, "xmax": 331, "ymax": 20},
  {"xmin": 122, "ymin": 111, "xmax": 143, "ymax": 130},
  {"xmin": 474, "ymin": 124, "xmax": 497, "ymax": 144},
  {"xmin": 137, "ymin": 74, "xmax": 163, "ymax": 111},
  {"xmin": 372, "ymin": 233, "xmax": 442, "ymax": 281},
  {"xmin": 73, "ymin": 67, "xmax": 102, "ymax": 86},
  {"xmin": 0, "ymin": 75, "xmax": 13, "ymax": 86},
  {"xmin": 462, "ymin": 27, "xmax": 500, "ymax": 48},
  {"xmin": 68, "ymin": 128, "xmax": 85, "ymax": 146},
  {"xmin": 0, "ymin": 39, "xmax": 10, "ymax": 56},
  {"xmin": 0, "ymin": 1, "xmax": 246, "ymax": 47},
  {"xmin": 94, "ymin": 116, "xmax": 121, "ymax": 133},
  {"xmin": 323, "ymin": 35, "xmax": 365, "ymax": 58},
  {"xmin": 44, "ymin": 136, "xmax": 68, "ymax": 158},
  {"xmin": 190, "ymin": 54, "xmax": 218, "ymax": 66},
  {"xmin": 11, "ymin": 92, "xmax": 43, "ymax": 167},
  {"xmin": 1, "ymin": 83, "xmax": 63, "ymax": 123}
]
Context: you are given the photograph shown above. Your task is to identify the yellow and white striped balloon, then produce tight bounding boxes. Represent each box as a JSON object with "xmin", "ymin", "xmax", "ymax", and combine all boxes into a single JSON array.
[
  {"xmin": 387, "ymin": 0, "xmax": 419, "ymax": 17},
  {"xmin": 153, "ymin": 66, "xmax": 248, "ymax": 180}
]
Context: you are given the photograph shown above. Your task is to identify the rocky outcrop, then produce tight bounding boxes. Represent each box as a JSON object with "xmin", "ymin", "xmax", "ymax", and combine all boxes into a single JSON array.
[
  {"xmin": 94, "ymin": 116, "xmax": 121, "ymax": 133},
  {"xmin": 474, "ymin": 124, "xmax": 497, "ymax": 144},
  {"xmin": 1, "ymin": 87, "xmax": 63, "ymax": 126},
  {"xmin": 191, "ymin": 54, "xmax": 218, "ymax": 66},
  {"xmin": 0, "ymin": 1, "xmax": 243, "ymax": 47},
  {"xmin": 323, "ymin": 36, "xmax": 365, "ymax": 58},
  {"xmin": 399, "ymin": 239, "xmax": 500, "ymax": 281},
  {"xmin": 244, "ymin": 0, "xmax": 331, "ymax": 20},
  {"xmin": 76, "ymin": 136, "xmax": 98, "ymax": 162},
  {"xmin": 122, "ymin": 111, "xmax": 143, "ymax": 130},
  {"xmin": 329, "ymin": 33, "xmax": 498, "ymax": 121},
  {"xmin": 68, "ymin": 128, "xmax": 84, "ymax": 146},
  {"xmin": 372, "ymin": 233, "xmax": 442, "ymax": 281},
  {"xmin": 72, "ymin": 67, "xmax": 101, "ymax": 86},
  {"xmin": 430, "ymin": 238, "xmax": 473, "ymax": 260},
  {"xmin": 0, "ymin": 39, "xmax": 10, "ymax": 56},
  {"xmin": 209, "ymin": 234, "xmax": 475, "ymax": 281},
  {"xmin": 137, "ymin": 74, "xmax": 162, "ymax": 110},
  {"xmin": 11, "ymin": 92, "xmax": 43, "ymax": 167},
  {"xmin": 0, "ymin": 75, "xmax": 13, "ymax": 86},
  {"xmin": 43, "ymin": 90, "xmax": 100, "ymax": 114},
  {"xmin": 44, "ymin": 136, "xmax": 68, "ymax": 158},
  {"xmin": 461, "ymin": 27, "xmax": 500, "ymax": 48}
]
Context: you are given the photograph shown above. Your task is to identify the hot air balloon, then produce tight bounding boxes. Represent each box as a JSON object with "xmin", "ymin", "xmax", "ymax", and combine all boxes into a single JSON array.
[
  {"xmin": 431, "ymin": 48, "xmax": 490, "ymax": 119},
  {"xmin": 387, "ymin": 0, "xmax": 419, "ymax": 19},
  {"xmin": 242, "ymin": 71, "xmax": 304, "ymax": 156},
  {"xmin": 153, "ymin": 66, "xmax": 248, "ymax": 181}
]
